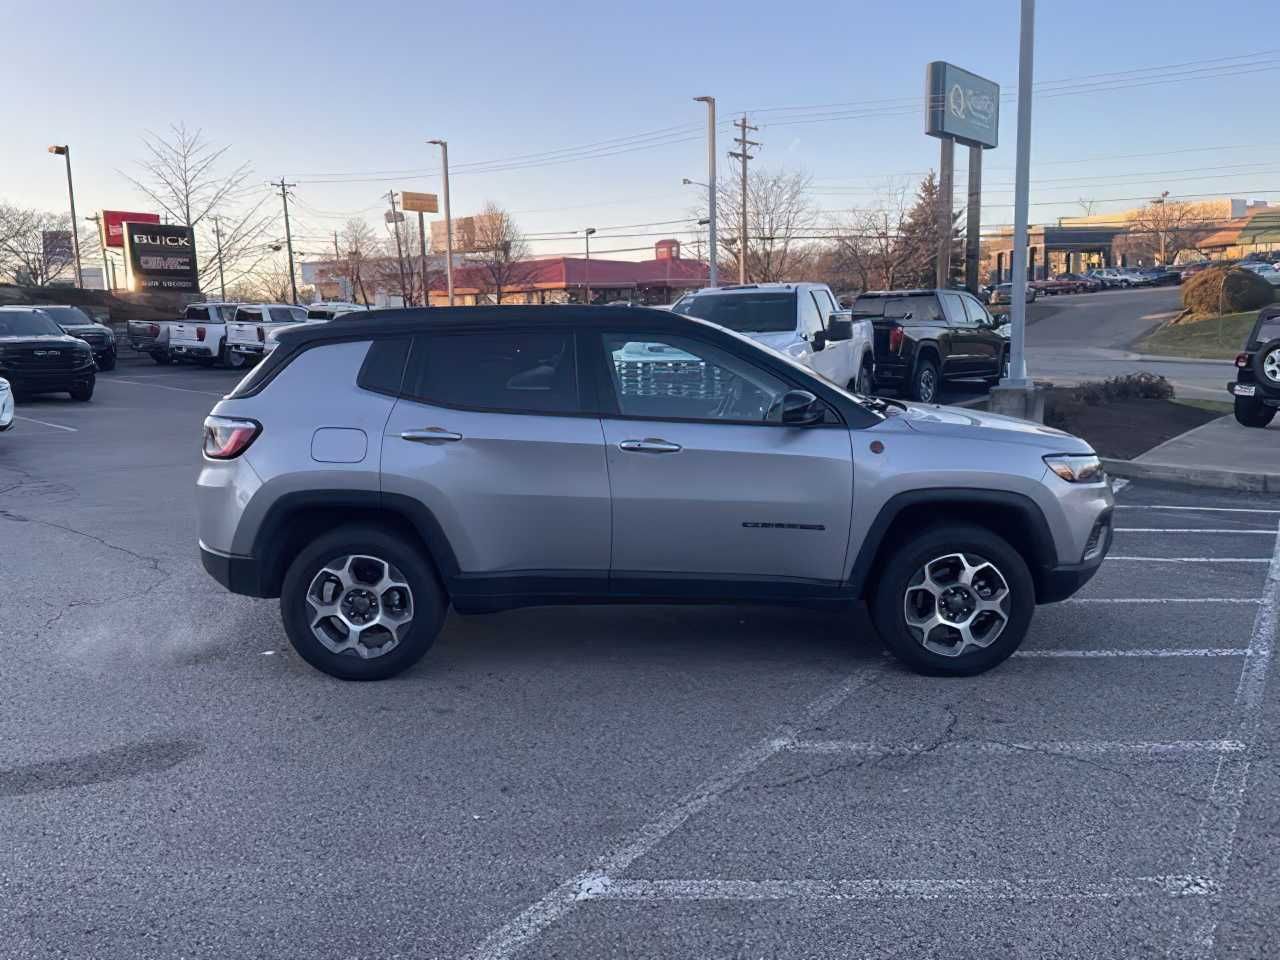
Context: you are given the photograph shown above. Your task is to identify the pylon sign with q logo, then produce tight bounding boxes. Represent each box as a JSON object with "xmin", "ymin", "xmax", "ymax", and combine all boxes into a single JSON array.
[{"xmin": 925, "ymin": 61, "xmax": 999, "ymax": 149}]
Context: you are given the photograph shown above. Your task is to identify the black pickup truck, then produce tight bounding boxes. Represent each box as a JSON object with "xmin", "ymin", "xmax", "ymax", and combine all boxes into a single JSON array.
[{"xmin": 850, "ymin": 289, "xmax": 1009, "ymax": 403}]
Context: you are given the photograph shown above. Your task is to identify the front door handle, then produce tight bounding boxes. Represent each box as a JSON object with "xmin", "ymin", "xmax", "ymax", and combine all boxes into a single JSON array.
[
  {"xmin": 401, "ymin": 427, "xmax": 463, "ymax": 444},
  {"xmin": 619, "ymin": 438, "xmax": 682, "ymax": 454}
]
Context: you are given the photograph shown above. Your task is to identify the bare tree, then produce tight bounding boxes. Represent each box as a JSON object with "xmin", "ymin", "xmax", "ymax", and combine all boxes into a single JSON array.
[
  {"xmin": 831, "ymin": 183, "xmax": 917, "ymax": 292},
  {"xmin": 1076, "ymin": 197, "xmax": 1100, "ymax": 217},
  {"xmin": 0, "ymin": 205, "xmax": 78, "ymax": 285},
  {"xmin": 717, "ymin": 168, "xmax": 817, "ymax": 282},
  {"xmin": 124, "ymin": 123, "xmax": 276, "ymax": 292},
  {"xmin": 471, "ymin": 202, "xmax": 534, "ymax": 304},
  {"xmin": 1121, "ymin": 199, "xmax": 1218, "ymax": 265}
]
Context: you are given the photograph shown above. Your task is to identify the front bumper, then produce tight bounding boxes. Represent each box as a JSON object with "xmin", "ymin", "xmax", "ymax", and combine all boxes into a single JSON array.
[
  {"xmin": 0, "ymin": 364, "xmax": 96, "ymax": 395},
  {"xmin": 1037, "ymin": 509, "xmax": 1112, "ymax": 603}
]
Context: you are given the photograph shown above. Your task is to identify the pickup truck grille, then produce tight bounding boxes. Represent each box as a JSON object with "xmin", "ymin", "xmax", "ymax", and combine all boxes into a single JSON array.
[
  {"xmin": 615, "ymin": 359, "xmax": 728, "ymax": 401},
  {"xmin": 76, "ymin": 332, "xmax": 109, "ymax": 349},
  {"xmin": 2, "ymin": 348, "xmax": 83, "ymax": 370}
]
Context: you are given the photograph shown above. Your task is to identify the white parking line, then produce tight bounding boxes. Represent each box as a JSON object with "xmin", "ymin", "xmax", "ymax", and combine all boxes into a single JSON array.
[
  {"xmin": 1114, "ymin": 529, "xmax": 1278, "ymax": 535},
  {"xmin": 1116, "ymin": 506, "xmax": 1280, "ymax": 515},
  {"xmin": 1108, "ymin": 557, "xmax": 1270, "ymax": 564},
  {"xmin": 1063, "ymin": 598, "xmax": 1258, "ymax": 605},
  {"xmin": 785, "ymin": 739, "xmax": 1243, "ymax": 757},
  {"xmin": 104, "ymin": 377, "xmax": 225, "ymax": 397},
  {"xmin": 13, "ymin": 414, "xmax": 77, "ymax": 432},
  {"xmin": 464, "ymin": 671, "xmax": 874, "ymax": 960},
  {"xmin": 1016, "ymin": 648, "xmax": 1245, "ymax": 658},
  {"xmin": 1180, "ymin": 519, "xmax": 1280, "ymax": 957},
  {"xmin": 583, "ymin": 875, "xmax": 1214, "ymax": 903}
]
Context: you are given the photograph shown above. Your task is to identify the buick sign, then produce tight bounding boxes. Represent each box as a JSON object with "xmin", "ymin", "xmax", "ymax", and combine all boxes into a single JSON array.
[{"xmin": 122, "ymin": 222, "xmax": 200, "ymax": 293}]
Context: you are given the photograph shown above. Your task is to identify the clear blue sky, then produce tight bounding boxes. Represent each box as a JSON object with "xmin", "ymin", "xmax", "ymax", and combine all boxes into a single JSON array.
[{"xmin": 4, "ymin": 0, "xmax": 1277, "ymax": 260}]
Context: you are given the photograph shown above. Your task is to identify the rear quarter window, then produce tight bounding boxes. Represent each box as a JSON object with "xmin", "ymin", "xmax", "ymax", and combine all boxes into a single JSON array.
[{"xmin": 357, "ymin": 338, "xmax": 411, "ymax": 396}]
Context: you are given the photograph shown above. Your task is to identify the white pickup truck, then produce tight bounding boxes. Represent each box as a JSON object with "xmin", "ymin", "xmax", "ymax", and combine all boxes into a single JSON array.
[
  {"xmin": 225, "ymin": 304, "xmax": 307, "ymax": 361},
  {"xmin": 169, "ymin": 302, "xmax": 242, "ymax": 368},
  {"xmin": 671, "ymin": 283, "xmax": 876, "ymax": 393}
]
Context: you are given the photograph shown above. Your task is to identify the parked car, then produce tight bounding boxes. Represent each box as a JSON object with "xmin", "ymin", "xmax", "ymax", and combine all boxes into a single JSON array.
[
  {"xmin": 671, "ymin": 282, "xmax": 875, "ymax": 394},
  {"xmin": 197, "ymin": 305, "xmax": 1114, "ymax": 681},
  {"xmin": 1241, "ymin": 262, "xmax": 1280, "ymax": 287},
  {"xmin": 262, "ymin": 302, "xmax": 372, "ymax": 356},
  {"xmin": 1030, "ymin": 277, "xmax": 1087, "ymax": 295},
  {"xmin": 1229, "ymin": 306, "xmax": 1280, "ymax": 427},
  {"xmin": 851, "ymin": 289, "xmax": 1009, "ymax": 402},
  {"xmin": 36, "ymin": 305, "xmax": 117, "ymax": 370},
  {"xmin": 0, "ymin": 377, "xmax": 12, "ymax": 431},
  {"xmin": 1087, "ymin": 268, "xmax": 1131, "ymax": 288},
  {"xmin": 1135, "ymin": 267, "xmax": 1181, "ymax": 287},
  {"xmin": 987, "ymin": 282, "xmax": 1038, "ymax": 305},
  {"xmin": 127, "ymin": 316, "xmax": 176, "ymax": 364},
  {"xmin": 0, "ymin": 306, "xmax": 96, "ymax": 401},
  {"xmin": 1059, "ymin": 273, "xmax": 1104, "ymax": 292},
  {"xmin": 225, "ymin": 304, "xmax": 307, "ymax": 361},
  {"xmin": 169, "ymin": 302, "xmax": 243, "ymax": 368}
]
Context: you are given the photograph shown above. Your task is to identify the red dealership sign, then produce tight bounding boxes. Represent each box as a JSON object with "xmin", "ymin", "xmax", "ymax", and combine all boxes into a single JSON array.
[{"xmin": 100, "ymin": 209, "xmax": 160, "ymax": 248}]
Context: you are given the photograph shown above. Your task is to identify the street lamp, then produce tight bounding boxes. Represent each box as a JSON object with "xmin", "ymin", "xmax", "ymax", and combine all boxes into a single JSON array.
[
  {"xmin": 693, "ymin": 96, "xmax": 718, "ymax": 287},
  {"xmin": 427, "ymin": 139, "xmax": 454, "ymax": 305},
  {"xmin": 47, "ymin": 144, "xmax": 83, "ymax": 287},
  {"xmin": 584, "ymin": 227, "xmax": 596, "ymax": 304}
]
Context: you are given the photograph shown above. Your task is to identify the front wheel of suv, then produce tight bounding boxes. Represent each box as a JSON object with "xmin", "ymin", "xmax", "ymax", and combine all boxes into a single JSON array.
[
  {"xmin": 871, "ymin": 524, "xmax": 1035, "ymax": 676},
  {"xmin": 909, "ymin": 356, "xmax": 940, "ymax": 403},
  {"xmin": 1234, "ymin": 395, "xmax": 1277, "ymax": 428},
  {"xmin": 281, "ymin": 525, "xmax": 447, "ymax": 680}
]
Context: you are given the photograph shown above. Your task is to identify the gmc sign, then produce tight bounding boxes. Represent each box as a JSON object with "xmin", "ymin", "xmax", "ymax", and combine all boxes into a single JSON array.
[{"xmin": 122, "ymin": 222, "xmax": 199, "ymax": 292}]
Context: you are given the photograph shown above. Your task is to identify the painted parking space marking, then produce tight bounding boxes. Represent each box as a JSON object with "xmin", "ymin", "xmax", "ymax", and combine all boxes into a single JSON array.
[
  {"xmin": 1114, "ymin": 528, "xmax": 1278, "ymax": 535},
  {"xmin": 103, "ymin": 377, "xmax": 225, "ymax": 398},
  {"xmin": 13, "ymin": 414, "xmax": 77, "ymax": 432},
  {"xmin": 784, "ymin": 739, "xmax": 1244, "ymax": 758},
  {"xmin": 1063, "ymin": 598, "xmax": 1259, "ymax": 605},
  {"xmin": 1108, "ymin": 557, "xmax": 1270, "ymax": 564},
  {"xmin": 582, "ymin": 875, "xmax": 1215, "ymax": 904},
  {"xmin": 1016, "ymin": 648, "xmax": 1246, "ymax": 659},
  {"xmin": 1115, "ymin": 506, "xmax": 1280, "ymax": 515}
]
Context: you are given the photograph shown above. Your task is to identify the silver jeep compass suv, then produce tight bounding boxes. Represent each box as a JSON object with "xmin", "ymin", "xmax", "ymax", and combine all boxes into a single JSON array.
[{"xmin": 198, "ymin": 306, "xmax": 1112, "ymax": 680}]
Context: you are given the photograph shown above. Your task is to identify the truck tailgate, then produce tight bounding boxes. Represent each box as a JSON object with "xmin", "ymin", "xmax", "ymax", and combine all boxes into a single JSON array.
[{"xmin": 226, "ymin": 321, "xmax": 262, "ymax": 347}]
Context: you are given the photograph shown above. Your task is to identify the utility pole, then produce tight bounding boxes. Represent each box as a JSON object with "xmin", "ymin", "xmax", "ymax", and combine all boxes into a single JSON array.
[
  {"xmin": 693, "ymin": 96, "xmax": 718, "ymax": 287},
  {"xmin": 385, "ymin": 191, "xmax": 409, "ymax": 305},
  {"xmin": 728, "ymin": 115, "xmax": 758, "ymax": 284},
  {"xmin": 428, "ymin": 139, "xmax": 454, "ymax": 305},
  {"xmin": 272, "ymin": 178, "xmax": 299, "ymax": 304},
  {"xmin": 212, "ymin": 216, "xmax": 227, "ymax": 300}
]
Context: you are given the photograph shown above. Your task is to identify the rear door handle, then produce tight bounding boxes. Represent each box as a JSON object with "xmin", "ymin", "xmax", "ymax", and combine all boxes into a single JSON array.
[
  {"xmin": 400, "ymin": 428, "xmax": 463, "ymax": 444},
  {"xmin": 618, "ymin": 438, "xmax": 682, "ymax": 454}
]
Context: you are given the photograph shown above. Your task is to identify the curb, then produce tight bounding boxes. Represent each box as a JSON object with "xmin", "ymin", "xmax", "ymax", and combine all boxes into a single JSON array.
[{"xmin": 1101, "ymin": 457, "xmax": 1280, "ymax": 493}]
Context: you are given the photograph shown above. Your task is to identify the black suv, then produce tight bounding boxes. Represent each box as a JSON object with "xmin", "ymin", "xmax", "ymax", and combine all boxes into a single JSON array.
[
  {"xmin": 851, "ymin": 289, "xmax": 1009, "ymax": 403},
  {"xmin": 36, "ymin": 304, "xmax": 117, "ymax": 370},
  {"xmin": 0, "ymin": 306, "xmax": 96, "ymax": 401},
  {"xmin": 1229, "ymin": 306, "xmax": 1280, "ymax": 428}
]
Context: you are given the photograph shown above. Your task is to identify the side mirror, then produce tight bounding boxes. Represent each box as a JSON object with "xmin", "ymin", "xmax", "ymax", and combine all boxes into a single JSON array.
[
  {"xmin": 810, "ymin": 329, "xmax": 827, "ymax": 351},
  {"xmin": 780, "ymin": 389, "xmax": 824, "ymax": 425},
  {"xmin": 826, "ymin": 312, "xmax": 853, "ymax": 342}
]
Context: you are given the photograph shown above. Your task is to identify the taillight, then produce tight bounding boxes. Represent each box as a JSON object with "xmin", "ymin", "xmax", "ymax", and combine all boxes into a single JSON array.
[
  {"xmin": 888, "ymin": 326, "xmax": 904, "ymax": 352},
  {"xmin": 196, "ymin": 325, "xmax": 207, "ymax": 342},
  {"xmin": 257, "ymin": 327, "xmax": 265, "ymax": 342},
  {"xmin": 1236, "ymin": 353, "xmax": 1251, "ymax": 368},
  {"xmin": 202, "ymin": 416, "xmax": 260, "ymax": 459},
  {"xmin": 148, "ymin": 323, "xmax": 159, "ymax": 336}
]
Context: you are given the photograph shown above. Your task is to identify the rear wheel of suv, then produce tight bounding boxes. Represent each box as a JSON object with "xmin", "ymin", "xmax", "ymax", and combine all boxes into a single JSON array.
[
  {"xmin": 281, "ymin": 525, "xmax": 447, "ymax": 681},
  {"xmin": 1234, "ymin": 395, "xmax": 1276, "ymax": 428},
  {"xmin": 909, "ymin": 356, "xmax": 940, "ymax": 403},
  {"xmin": 871, "ymin": 524, "xmax": 1035, "ymax": 676}
]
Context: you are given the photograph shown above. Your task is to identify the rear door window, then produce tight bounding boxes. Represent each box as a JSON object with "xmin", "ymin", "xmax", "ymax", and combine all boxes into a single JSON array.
[
  {"xmin": 939, "ymin": 292, "xmax": 968, "ymax": 326},
  {"xmin": 404, "ymin": 330, "xmax": 580, "ymax": 415},
  {"xmin": 961, "ymin": 295, "xmax": 990, "ymax": 327}
]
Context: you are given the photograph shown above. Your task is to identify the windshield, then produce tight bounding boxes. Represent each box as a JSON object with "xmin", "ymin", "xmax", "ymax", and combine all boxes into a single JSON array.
[
  {"xmin": 673, "ymin": 291, "xmax": 796, "ymax": 333},
  {"xmin": 37, "ymin": 306, "xmax": 92, "ymax": 326},
  {"xmin": 0, "ymin": 309, "xmax": 62, "ymax": 337}
]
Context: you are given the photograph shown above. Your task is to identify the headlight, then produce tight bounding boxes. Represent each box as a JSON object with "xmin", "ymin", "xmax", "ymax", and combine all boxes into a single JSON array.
[{"xmin": 1044, "ymin": 454, "xmax": 1104, "ymax": 483}]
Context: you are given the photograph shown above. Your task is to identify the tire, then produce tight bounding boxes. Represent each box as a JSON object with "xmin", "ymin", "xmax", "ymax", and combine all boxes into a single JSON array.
[
  {"xmin": 280, "ymin": 525, "xmax": 447, "ymax": 681},
  {"xmin": 909, "ymin": 355, "xmax": 940, "ymax": 403},
  {"xmin": 1234, "ymin": 396, "xmax": 1276, "ymax": 428},
  {"xmin": 69, "ymin": 376, "xmax": 95, "ymax": 402},
  {"xmin": 870, "ymin": 523, "xmax": 1036, "ymax": 676},
  {"xmin": 1251, "ymin": 338, "xmax": 1280, "ymax": 390},
  {"xmin": 152, "ymin": 352, "xmax": 172, "ymax": 365},
  {"xmin": 985, "ymin": 349, "xmax": 1009, "ymax": 387},
  {"xmin": 98, "ymin": 351, "xmax": 116, "ymax": 372},
  {"xmin": 220, "ymin": 345, "xmax": 248, "ymax": 371},
  {"xmin": 850, "ymin": 359, "xmax": 875, "ymax": 396}
]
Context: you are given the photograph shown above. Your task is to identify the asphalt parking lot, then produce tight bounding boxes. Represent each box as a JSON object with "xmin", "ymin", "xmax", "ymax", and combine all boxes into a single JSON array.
[{"xmin": 2, "ymin": 355, "xmax": 1278, "ymax": 959}]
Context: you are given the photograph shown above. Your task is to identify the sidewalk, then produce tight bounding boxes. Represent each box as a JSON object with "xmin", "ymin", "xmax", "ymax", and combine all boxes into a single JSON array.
[{"xmin": 1102, "ymin": 414, "xmax": 1280, "ymax": 492}]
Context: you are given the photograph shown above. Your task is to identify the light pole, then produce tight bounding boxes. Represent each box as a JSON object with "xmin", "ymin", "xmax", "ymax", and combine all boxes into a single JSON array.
[
  {"xmin": 1005, "ymin": 0, "xmax": 1035, "ymax": 389},
  {"xmin": 693, "ymin": 96, "xmax": 718, "ymax": 287},
  {"xmin": 427, "ymin": 139, "xmax": 454, "ymax": 305},
  {"xmin": 1152, "ymin": 190, "xmax": 1169, "ymax": 264},
  {"xmin": 584, "ymin": 227, "xmax": 596, "ymax": 304},
  {"xmin": 47, "ymin": 145, "xmax": 83, "ymax": 287}
]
